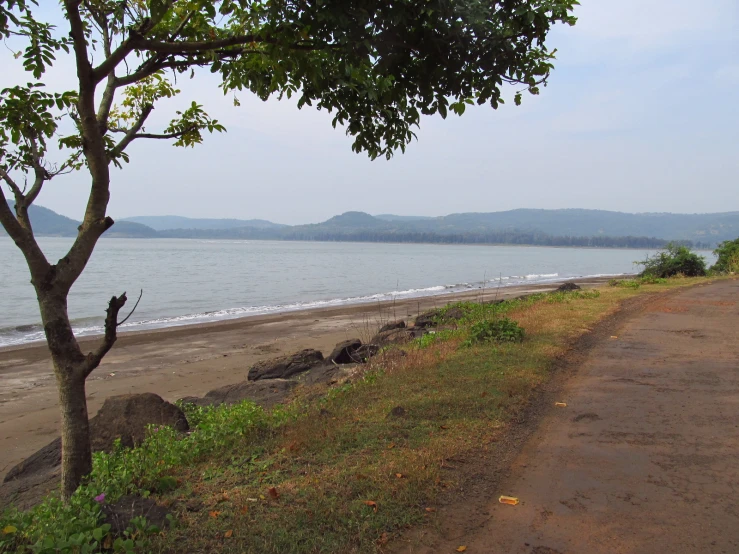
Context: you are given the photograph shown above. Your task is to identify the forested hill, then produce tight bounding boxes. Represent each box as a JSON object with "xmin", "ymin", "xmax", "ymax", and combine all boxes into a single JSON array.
[
  {"xmin": 1, "ymin": 202, "xmax": 158, "ymax": 238},
  {"xmin": 3, "ymin": 204, "xmax": 736, "ymax": 248}
]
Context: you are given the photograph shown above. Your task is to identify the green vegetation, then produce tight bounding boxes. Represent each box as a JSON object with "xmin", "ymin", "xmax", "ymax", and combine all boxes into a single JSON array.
[
  {"xmin": 711, "ymin": 238, "xmax": 739, "ymax": 273},
  {"xmin": 467, "ymin": 318, "xmax": 525, "ymax": 344},
  {"xmin": 12, "ymin": 282, "xmax": 724, "ymax": 553},
  {"xmin": 636, "ymin": 243, "xmax": 707, "ymax": 278}
]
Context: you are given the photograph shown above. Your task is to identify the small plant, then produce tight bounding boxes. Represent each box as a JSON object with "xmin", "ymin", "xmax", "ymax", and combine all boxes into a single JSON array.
[
  {"xmin": 638, "ymin": 275, "xmax": 668, "ymax": 285},
  {"xmin": 467, "ymin": 318, "xmax": 525, "ymax": 345},
  {"xmin": 711, "ymin": 238, "xmax": 739, "ymax": 274},
  {"xmin": 636, "ymin": 243, "xmax": 706, "ymax": 278},
  {"xmin": 609, "ymin": 279, "xmax": 641, "ymax": 289}
]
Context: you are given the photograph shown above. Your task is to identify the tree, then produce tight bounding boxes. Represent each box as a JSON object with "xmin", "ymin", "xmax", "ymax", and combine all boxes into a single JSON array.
[
  {"xmin": 711, "ymin": 238, "xmax": 739, "ymax": 274},
  {"xmin": 0, "ymin": 0, "xmax": 578, "ymax": 499},
  {"xmin": 637, "ymin": 243, "xmax": 707, "ymax": 278}
]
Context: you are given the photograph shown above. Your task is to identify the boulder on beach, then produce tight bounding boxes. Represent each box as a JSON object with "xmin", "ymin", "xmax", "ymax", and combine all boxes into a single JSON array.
[
  {"xmin": 413, "ymin": 307, "xmax": 465, "ymax": 328},
  {"xmin": 1, "ymin": 393, "xmax": 188, "ymax": 511},
  {"xmin": 371, "ymin": 327, "xmax": 424, "ymax": 346},
  {"xmin": 299, "ymin": 363, "xmax": 360, "ymax": 386},
  {"xmin": 247, "ymin": 348, "xmax": 324, "ymax": 381},
  {"xmin": 90, "ymin": 393, "xmax": 189, "ymax": 451},
  {"xmin": 413, "ymin": 310, "xmax": 442, "ymax": 328},
  {"xmin": 3, "ymin": 393, "xmax": 187, "ymax": 486},
  {"xmin": 557, "ymin": 282, "xmax": 582, "ymax": 291},
  {"xmin": 379, "ymin": 320, "xmax": 406, "ymax": 333},
  {"xmin": 182, "ymin": 379, "xmax": 298, "ymax": 409},
  {"xmin": 327, "ymin": 339, "xmax": 363, "ymax": 364},
  {"xmin": 354, "ymin": 343, "xmax": 380, "ymax": 362}
]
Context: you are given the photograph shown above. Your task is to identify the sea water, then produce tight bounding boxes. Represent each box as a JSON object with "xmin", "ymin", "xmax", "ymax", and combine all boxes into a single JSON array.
[{"xmin": 1, "ymin": 238, "xmax": 712, "ymax": 348}]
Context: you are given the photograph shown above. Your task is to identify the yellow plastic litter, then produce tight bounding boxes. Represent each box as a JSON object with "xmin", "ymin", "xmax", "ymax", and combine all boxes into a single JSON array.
[
  {"xmin": 498, "ymin": 496, "xmax": 519, "ymax": 506},
  {"xmin": 555, "ymin": 402, "xmax": 567, "ymax": 407}
]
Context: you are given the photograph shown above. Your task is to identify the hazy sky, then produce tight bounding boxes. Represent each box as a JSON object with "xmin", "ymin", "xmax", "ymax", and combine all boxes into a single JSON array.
[{"xmin": 3, "ymin": 0, "xmax": 738, "ymax": 224}]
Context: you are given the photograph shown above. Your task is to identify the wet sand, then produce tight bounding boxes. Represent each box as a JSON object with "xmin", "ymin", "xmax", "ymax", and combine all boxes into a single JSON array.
[{"xmin": 0, "ymin": 278, "xmax": 610, "ymax": 480}]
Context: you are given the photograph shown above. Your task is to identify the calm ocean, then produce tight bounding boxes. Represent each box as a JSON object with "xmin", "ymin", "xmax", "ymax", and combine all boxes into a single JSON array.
[{"xmin": 1, "ymin": 238, "xmax": 713, "ymax": 348}]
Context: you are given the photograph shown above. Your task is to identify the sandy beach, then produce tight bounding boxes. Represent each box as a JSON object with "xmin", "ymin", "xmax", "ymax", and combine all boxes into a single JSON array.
[{"xmin": 0, "ymin": 277, "xmax": 612, "ymax": 481}]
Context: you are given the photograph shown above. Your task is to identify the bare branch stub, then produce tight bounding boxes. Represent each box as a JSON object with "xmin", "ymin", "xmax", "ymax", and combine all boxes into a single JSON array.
[
  {"xmin": 117, "ymin": 289, "xmax": 143, "ymax": 327},
  {"xmin": 84, "ymin": 292, "xmax": 128, "ymax": 377}
]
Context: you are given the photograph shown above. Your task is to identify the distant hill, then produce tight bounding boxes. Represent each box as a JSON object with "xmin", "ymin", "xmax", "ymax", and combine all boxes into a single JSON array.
[
  {"xmin": 2, "ymin": 201, "xmax": 158, "ymax": 238},
  {"xmin": 375, "ymin": 214, "xmax": 435, "ymax": 222},
  {"xmin": 4, "ymin": 203, "xmax": 737, "ymax": 247},
  {"xmin": 122, "ymin": 215, "xmax": 285, "ymax": 231}
]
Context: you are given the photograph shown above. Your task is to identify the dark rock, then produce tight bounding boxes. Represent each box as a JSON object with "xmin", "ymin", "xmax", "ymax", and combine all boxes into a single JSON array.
[
  {"xmin": 186, "ymin": 379, "xmax": 298, "ymax": 409},
  {"xmin": 443, "ymin": 307, "xmax": 466, "ymax": 321},
  {"xmin": 0, "ymin": 462, "xmax": 60, "ymax": 512},
  {"xmin": 414, "ymin": 310, "xmax": 442, "ymax": 328},
  {"xmin": 379, "ymin": 320, "xmax": 406, "ymax": 333},
  {"xmin": 388, "ymin": 406, "xmax": 407, "ymax": 418},
  {"xmin": 3, "ymin": 438, "xmax": 61, "ymax": 484},
  {"xmin": 89, "ymin": 393, "xmax": 189, "ymax": 452},
  {"xmin": 327, "ymin": 339, "xmax": 362, "ymax": 364},
  {"xmin": 102, "ymin": 495, "xmax": 171, "ymax": 535},
  {"xmin": 299, "ymin": 363, "xmax": 359, "ymax": 386},
  {"xmin": 3, "ymin": 393, "xmax": 187, "ymax": 487},
  {"xmin": 371, "ymin": 328, "xmax": 424, "ymax": 346},
  {"xmin": 557, "ymin": 282, "xmax": 582, "ymax": 291},
  {"xmin": 354, "ymin": 343, "xmax": 380, "ymax": 362},
  {"xmin": 248, "ymin": 349, "xmax": 324, "ymax": 381}
]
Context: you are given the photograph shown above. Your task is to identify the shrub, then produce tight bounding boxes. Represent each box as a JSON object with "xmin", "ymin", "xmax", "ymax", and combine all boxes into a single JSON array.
[
  {"xmin": 0, "ymin": 400, "xmax": 281, "ymax": 553},
  {"xmin": 638, "ymin": 275, "xmax": 668, "ymax": 285},
  {"xmin": 609, "ymin": 279, "xmax": 641, "ymax": 289},
  {"xmin": 636, "ymin": 243, "xmax": 706, "ymax": 278},
  {"xmin": 712, "ymin": 238, "xmax": 739, "ymax": 274},
  {"xmin": 467, "ymin": 318, "xmax": 525, "ymax": 344}
]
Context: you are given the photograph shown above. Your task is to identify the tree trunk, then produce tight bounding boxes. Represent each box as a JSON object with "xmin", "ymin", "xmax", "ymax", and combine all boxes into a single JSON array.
[
  {"xmin": 56, "ymin": 372, "xmax": 92, "ymax": 499},
  {"xmin": 39, "ymin": 289, "xmax": 95, "ymax": 499}
]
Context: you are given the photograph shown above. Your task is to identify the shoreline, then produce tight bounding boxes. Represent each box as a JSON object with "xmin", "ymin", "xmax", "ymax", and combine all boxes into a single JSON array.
[
  {"xmin": 0, "ymin": 272, "xmax": 630, "ymax": 353},
  {"xmin": 0, "ymin": 276, "xmax": 613, "ymax": 480}
]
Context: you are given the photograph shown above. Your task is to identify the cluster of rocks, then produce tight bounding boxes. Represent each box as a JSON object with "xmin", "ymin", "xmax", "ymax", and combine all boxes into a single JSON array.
[{"xmin": 0, "ymin": 307, "xmax": 466, "ymax": 516}]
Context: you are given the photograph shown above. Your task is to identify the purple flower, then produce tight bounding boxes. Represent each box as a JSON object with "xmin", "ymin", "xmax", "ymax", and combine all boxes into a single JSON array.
[
  {"xmin": 153, "ymin": 427, "xmax": 159, "ymax": 433},
  {"xmin": 94, "ymin": 493, "xmax": 106, "ymax": 504}
]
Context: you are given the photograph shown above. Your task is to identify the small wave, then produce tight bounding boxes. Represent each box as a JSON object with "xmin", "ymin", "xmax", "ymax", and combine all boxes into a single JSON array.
[{"xmin": 0, "ymin": 271, "xmax": 625, "ymax": 349}]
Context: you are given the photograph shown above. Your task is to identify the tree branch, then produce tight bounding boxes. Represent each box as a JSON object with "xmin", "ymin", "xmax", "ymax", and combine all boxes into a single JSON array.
[
  {"xmin": 83, "ymin": 292, "xmax": 127, "ymax": 377},
  {"xmin": 109, "ymin": 104, "xmax": 153, "ymax": 159},
  {"xmin": 133, "ymin": 127, "xmax": 197, "ymax": 140},
  {"xmin": 0, "ymin": 179, "xmax": 27, "ymax": 240},
  {"xmin": 0, "ymin": 167, "xmax": 24, "ymax": 204},
  {"xmin": 0, "ymin": 179, "xmax": 50, "ymax": 277}
]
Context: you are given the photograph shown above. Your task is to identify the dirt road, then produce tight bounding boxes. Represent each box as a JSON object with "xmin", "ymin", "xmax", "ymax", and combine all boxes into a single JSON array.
[{"xmin": 409, "ymin": 279, "xmax": 739, "ymax": 554}]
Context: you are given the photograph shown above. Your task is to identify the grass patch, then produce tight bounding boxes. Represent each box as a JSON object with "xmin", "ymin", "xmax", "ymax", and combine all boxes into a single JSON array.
[{"xmin": 1, "ymin": 277, "xmax": 718, "ymax": 553}]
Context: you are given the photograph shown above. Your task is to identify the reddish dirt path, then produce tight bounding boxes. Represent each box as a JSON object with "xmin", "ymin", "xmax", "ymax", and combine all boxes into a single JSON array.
[{"xmin": 407, "ymin": 279, "xmax": 739, "ymax": 554}]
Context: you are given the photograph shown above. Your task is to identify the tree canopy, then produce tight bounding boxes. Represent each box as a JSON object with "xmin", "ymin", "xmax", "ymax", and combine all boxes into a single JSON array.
[{"xmin": 0, "ymin": 0, "xmax": 578, "ymax": 499}]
